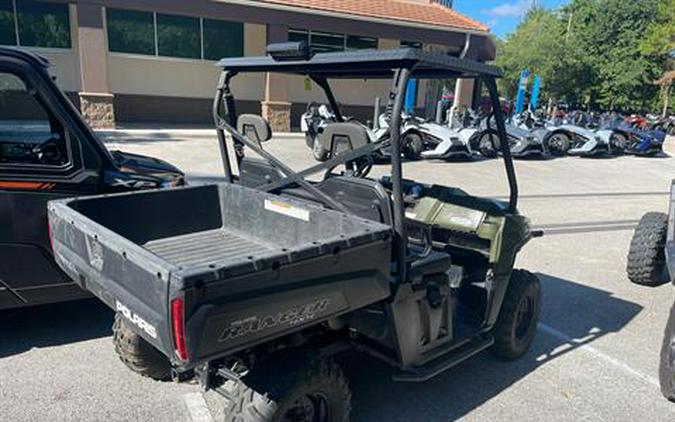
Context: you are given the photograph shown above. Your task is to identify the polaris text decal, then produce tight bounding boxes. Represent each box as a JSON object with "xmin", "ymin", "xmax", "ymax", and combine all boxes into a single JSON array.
[
  {"xmin": 218, "ymin": 298, "xmax": 330, "ymax": 342},
  {"xmin": 116, "ymin": 300, "xmax": 158, "ymax": 339}
]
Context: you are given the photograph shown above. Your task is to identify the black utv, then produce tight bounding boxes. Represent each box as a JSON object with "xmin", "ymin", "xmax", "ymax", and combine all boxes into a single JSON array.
[
  {"xmin": 0, "ymin": 47, "xmax": 183, "ymax": 311},
  {"xmin": 626, "ymin": 186, "xmax": 675, "ymax": 401},
  {"xmin": 48, "ymin": 44, "xmax": 541, "ymax": 421}
]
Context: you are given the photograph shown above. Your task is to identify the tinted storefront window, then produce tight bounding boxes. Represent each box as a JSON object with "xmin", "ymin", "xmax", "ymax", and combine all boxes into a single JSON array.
[
  {"xmin": 0, "ymin": 0, "xmax": 15, "ymax": 46},
  {"xmin": 16, "ymin": 0, "xmax": 71, "ymax": 48},
  {"xmin": 203, "ymin": 19, "xmax": 243, "ymax": 60},
  {"xmin": 107, "ymin": 9, "xmax": 155, "ymax": 55},
  {"xmin": 157, "ymin": 13, "xmax": 200, "ymax": 59}
]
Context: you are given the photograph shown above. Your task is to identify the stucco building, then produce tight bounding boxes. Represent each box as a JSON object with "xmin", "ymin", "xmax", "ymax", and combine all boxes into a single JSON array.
[{"xmin": 0, "ymin": 0, "xmax": 495, "ymax": 129}]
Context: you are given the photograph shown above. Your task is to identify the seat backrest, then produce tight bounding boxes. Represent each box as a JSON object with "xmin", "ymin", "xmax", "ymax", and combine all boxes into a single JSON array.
[
  {"xmin": 318, "ymin": 176, "xmax": 393, "ymax": 225},
  {"xmin": 318, "ymin": 122, "xmax": 370, "ymax": 157},
  {"xmin": 237, "ymin": 114, "xmax": 272, "ymax": 148}
]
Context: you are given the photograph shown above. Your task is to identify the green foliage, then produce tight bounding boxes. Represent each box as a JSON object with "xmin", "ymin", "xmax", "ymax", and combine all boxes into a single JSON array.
[
  {"xmin": 640, "ymin": 0, "xmax": 675, "ymax": 57},
  {"xmin": 497, "ymin": 0, "xmax": 669, "ymax": 112}
]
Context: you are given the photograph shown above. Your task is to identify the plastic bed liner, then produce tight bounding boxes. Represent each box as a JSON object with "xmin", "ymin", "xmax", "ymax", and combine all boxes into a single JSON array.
[{"xmin": 144, "ymin": 228, "xmax": 274, "ymax": 268}]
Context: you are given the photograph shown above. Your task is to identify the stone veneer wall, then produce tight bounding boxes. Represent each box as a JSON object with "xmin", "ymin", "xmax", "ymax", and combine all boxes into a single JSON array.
[
  {"xmin": 262, "ymin": 100, "xmax": 291, "ymax": 133},
  {"xmin": 79, "ymin": 92, "xmax": 115, "ymax": 129}
]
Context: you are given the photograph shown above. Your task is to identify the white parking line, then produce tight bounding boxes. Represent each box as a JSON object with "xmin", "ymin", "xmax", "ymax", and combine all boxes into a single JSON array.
[
  {"xmin": 183, "ymin": 392, "xmax": 214, "ymax": 422},
  {"xmin": 538, "ymin": 322, "xmax": 660, "ymax": 388}
]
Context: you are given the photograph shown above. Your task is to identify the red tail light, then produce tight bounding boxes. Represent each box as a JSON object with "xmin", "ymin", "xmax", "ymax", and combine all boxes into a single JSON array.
[{"xmin": 171, "ymin": 298, "xmax": 189, "ymax": 361}]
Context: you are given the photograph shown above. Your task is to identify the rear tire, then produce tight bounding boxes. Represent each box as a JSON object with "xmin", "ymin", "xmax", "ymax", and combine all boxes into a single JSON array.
[
  {"xmin": 312, "ymin": 138, "xmax": 330, "ymax": 162},
  {"xmin": 626, "ymin": 212, "xmax": 669, "ymax": 286},
  {"xmin": 492, "ymin": 269, "xmax": 541, "ymax": 360},
  {"xmin": 660, "ymin": 301, "xmax": 675, "ymax": 401},
  {"xmin": 478, "ymin": 133, "xmax": 498, "ymax": 158},
  {"xmin": 403, "ymin": 133, "xmax": 424, "ymax": 160},
  {"xmin": 547, "ymin": 133, "xmax": 570, "ymax": 156},
  {"xmin": 224, "ymin": 353, "xmax": 351, "ymax": 422},
  {"xmin": 112, "ymin": 313, "xmax": 172, "ymax": 381}
]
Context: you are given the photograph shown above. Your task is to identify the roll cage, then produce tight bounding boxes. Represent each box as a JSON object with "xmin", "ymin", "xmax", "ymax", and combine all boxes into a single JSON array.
[{"xmin": 213, "ymin": 45, "xmax": 518, "ymax": 282}]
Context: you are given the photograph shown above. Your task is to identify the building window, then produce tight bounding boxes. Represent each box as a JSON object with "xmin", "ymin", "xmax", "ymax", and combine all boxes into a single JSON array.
[
  {"xmin": 156, "ymin": 13, "xmax": 200, "ymax": 59},
  {"xmin": 106, "ymin": 9, "xmax": 244, "ymax": 61},
  {"xmin": 288, "ymin": 28, "xmax": 308, "ymax": 45},
  {"xmin": 106, "ymin": 9, "xmax": 155, "ymax": 55},
  {"xmin": 0, "ymin": 0, "xmax": 71, "ymax": 49},
  {"xmin": 203, "ymin": 19, "xmax": 243, "ymax": 60},
  {"xmin": 346, "ymin": 35, "xmax": 377, "ymax": 50},
  {"xmin": 289, "ymin": 29, "xmax": 377, "ymax": 52},
  {"xmin": 311, "ymin": 31, "xmax": 344, "ymax": 52},
  {"xmin": 0, "ymin": 0, "xmax": 15, "ymax": 46}
]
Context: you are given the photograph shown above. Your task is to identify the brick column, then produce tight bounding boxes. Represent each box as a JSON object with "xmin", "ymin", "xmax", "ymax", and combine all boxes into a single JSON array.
[
  {"xmin": 262, "ymin": 24, "xmax": 291, "ymax": 132},
  {"xmin": 76, "ymin": 2, "xmax": 115, "ymax": 129}
]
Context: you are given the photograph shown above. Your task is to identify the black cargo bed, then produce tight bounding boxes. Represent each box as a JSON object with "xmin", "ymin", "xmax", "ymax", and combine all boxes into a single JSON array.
[{"xmin": 48, "ymin": 183, "xmax": 393, "ymax": 366}]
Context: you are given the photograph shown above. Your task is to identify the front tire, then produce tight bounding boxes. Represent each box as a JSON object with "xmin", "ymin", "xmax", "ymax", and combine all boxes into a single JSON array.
[
  {"xmin": 403, "ymin": 133, "xmax": 424, "ymax": 160},
  {"xmin": 478, "ymin": 133, "xmax": 499, "ymax": 158},
  {"xmin": 660, "ymin": 301, "xmax": 675, "ymax": 401},
  {"xmin": 610, "ymin": 133, "xmax": 627, "ymax": 154},
  {"xmin": 626, "ymin": 212, "xmax": 669, "ymax": 286},
  {"xmin": 112, "ymin": 313, "xmax": 172, "ymax": 381},
  {"xmin": 492, "ymin": 269, "xmax": 541, "ymax": 360},
  {"xmin": 224, "ymin": 353, "xmax": 351, "ymax": 422}
]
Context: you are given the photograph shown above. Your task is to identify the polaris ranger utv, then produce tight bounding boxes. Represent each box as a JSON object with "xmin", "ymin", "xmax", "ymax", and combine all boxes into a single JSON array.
[
  {"xmin": 48, "ymin": 44, "xmax": 541, "ymax": 421},
  {"xmin": 626, "ymin": 185, "xmax": 675, "ymax": 401},
  {"xmin": 0, "ymin": 47, "xmax": 183, "ymax": 311}
]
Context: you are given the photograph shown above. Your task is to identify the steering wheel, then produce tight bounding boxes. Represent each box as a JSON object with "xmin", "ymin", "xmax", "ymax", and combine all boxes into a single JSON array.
[{"xmin": 31, "ymin": 137, "xmax": 64, "ymax": 165}]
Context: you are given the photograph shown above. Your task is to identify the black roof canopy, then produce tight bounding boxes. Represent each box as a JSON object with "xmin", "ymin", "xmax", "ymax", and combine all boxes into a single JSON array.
[{"xmin": 216, "ymin": 48, "xmax": 502, "ymax": 79}]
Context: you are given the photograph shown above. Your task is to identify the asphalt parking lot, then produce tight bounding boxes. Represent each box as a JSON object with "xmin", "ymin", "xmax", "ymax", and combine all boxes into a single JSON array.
[{"xmin": 2, "ymin": 132, "xmax": 675, "ymax": 421}]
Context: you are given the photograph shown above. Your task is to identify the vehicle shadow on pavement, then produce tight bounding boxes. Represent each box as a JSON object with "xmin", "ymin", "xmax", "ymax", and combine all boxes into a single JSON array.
[
  {"xmin": 342, "ymin": 273, "xmax": 642, "ymax": 422},
  {"xmin": 0, "ymin": 299, "xmax": 113, "ymax": 359}
]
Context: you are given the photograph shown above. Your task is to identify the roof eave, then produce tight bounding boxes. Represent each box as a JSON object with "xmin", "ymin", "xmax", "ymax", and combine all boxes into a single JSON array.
[{"xmin": 218, "ymin": 0, "xmax": 491, "ymax": 37}]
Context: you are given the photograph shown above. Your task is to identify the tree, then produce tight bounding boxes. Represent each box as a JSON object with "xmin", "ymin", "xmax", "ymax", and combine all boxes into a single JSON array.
[
  {"xmin": 496, "ymin": 0, "xmax": 667, "ymax": 113},
  {"xmin": 496, "ymin": 7, "xmax": 566, "ymax": 103},
  {"xmin": 640, "ymin": 0, "xmax": 675, "ymax": 116}
]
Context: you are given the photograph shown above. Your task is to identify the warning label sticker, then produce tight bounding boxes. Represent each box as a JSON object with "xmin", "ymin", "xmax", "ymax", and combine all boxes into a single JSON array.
[{"xmin": 264, "ymin": 199, "xmax": 310, "ymax": 221}]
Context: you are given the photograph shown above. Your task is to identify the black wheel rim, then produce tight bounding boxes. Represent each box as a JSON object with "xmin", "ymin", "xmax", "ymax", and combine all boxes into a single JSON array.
[
  {"xmin": 284, "ymin": 393, "xmax": 329, "ymax": 422},
  {"xmin": 514, "ymin": 295, "xmax": 534, "ymax": 340},
  {"xmin": 549, "ymin": 135, "xmax": 566, "ymax": 152}
]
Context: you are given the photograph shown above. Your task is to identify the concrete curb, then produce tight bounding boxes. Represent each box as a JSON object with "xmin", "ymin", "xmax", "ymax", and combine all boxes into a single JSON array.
[{"xmin": 96, "ymin": 129, "xmax": 302, "ymax": 142}]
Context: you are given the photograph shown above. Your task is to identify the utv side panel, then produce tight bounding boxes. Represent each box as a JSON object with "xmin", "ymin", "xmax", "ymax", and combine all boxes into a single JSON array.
[{"xmin": 48, "ymin": 183, "xmax": 392, "ymax": 366}]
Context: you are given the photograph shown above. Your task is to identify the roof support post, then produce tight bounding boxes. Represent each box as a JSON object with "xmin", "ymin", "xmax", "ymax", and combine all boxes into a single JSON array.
[
  {"xmin": 310, "ymin": 76, "xmax": 344, "ymax": 122},
  {"xmin": 389, "ymin": 68, "xmax": 411, "ymax": 282},
  {"xmin": 484, "ymin": 76, "xmax": 518, "ymax": 213},
  {"xmin": 213, "ymin": 71, "xmax": 238, "ymax": 182}
]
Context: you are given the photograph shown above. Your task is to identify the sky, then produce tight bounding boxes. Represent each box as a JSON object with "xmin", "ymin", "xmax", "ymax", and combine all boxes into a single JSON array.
[{"xmin": 454, "ymin": 0, "xmax": 569, "ymax": 38}]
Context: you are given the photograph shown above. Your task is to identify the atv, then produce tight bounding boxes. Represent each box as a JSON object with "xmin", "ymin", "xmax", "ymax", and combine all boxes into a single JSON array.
[
  {"xmin": 49, "ymin": 43, "xmax": 541, "ymax": 421},
  {"xmin": 0, "ymin": 47, "xmax": 184, "ymax": 312},
  {"xmin": 626, "ymin": 184, "xmax": 675, "ymax": 401}
]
